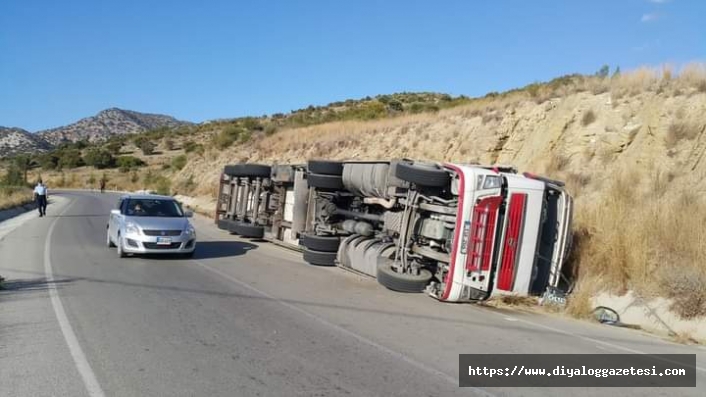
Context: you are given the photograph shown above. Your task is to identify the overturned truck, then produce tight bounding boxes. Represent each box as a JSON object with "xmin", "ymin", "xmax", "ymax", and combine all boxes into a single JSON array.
[{"xmin": 215, "ymin": 159, "xmax": 573, "ymax": 303}]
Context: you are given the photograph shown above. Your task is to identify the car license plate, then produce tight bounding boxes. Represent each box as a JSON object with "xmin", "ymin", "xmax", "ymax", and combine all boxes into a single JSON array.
[{"xmin": 156, "ymin": 237, "xmax": 172, "ymax": 245}]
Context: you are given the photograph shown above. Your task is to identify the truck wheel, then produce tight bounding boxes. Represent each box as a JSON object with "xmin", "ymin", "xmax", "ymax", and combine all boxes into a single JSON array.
[
  {"xmin": 307, "ymin": 160, "xmax": 344, "ymax": 176},
  {"xmin": 234, "ymin": 222, "xmax": 265, "ymax": 239},
  {"xmin": 224, "ymin": 164, "xmax": 271, "ymax": 178},
  {"xmin": 300, "ymin": 233, "xmax": 341, "ymax": 252},
  {"xmin": 302, "ymin": 248, "xmax": 337, "ymax": 266},
  {"xmin": 376, "ymin": 258, "xmax": 432, "ymax": 293},
  {"xmin": 395, "ymin": 161, "xmax": 449, "ymax": 187},
  {"xmin": 307, "ymin": 173, "xmax": 344, "ymax": 190},
  {"xmin": 217, "ymin": 219, "xmax": 231, "ymax": 230}
]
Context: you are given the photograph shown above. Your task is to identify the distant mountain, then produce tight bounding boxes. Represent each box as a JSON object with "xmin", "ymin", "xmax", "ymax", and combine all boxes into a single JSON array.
[
  {"xmin": 0, "ymin": 127, "xmax": 52, "ymax": 157},
  {"xmin": 37, "ymin": 108, "xmax": 191, "ymax": 146}
]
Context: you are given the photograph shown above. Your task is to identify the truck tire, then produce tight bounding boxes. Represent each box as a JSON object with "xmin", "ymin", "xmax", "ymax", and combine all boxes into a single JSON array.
[
  {"xmin": 224, "ymin": 164, "xmax": 271, "ymax": 178},
  {"xmin": 308, "ymin": 160, "xmax": 344, "ymax": 176},
  {"xmin": 395, "ymin": 161, "xmax": 449, "ymax": 187},
  {"xmin": 217, "ymin": 218, "xmax": 231, "ymax": 230},
  {"xmin": 300, "ymin": 233, "xmax": 341, "ymax": 252},
  {"xmin": 307, "ymin": 173, "xmax": 344, "ymax": 190},
  {"xmin": 376, "ymin": 258, "xmax": 432, "ymax": 293},
  {"xmin": 234, "ymin": 222, "xmax": 265, "ymax": 239},
  {"xmin": 302, "ymin": 248, "xmax": 337, "ymax": 266}
]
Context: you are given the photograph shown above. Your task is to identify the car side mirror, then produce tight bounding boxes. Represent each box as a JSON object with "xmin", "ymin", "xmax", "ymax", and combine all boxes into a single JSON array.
[
  {"xmin": 184, "ymin": 210, "xmax": 194, "ymax": 218},
  {"xmin": 111, "ymin": 209, "xmax": 121, "ymax": 216}
]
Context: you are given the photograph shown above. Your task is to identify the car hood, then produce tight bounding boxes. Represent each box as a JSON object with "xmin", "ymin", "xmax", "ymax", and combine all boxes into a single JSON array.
[{"xmin": 127, "ymin": 217, "xmax": 189, "ymax": 231}]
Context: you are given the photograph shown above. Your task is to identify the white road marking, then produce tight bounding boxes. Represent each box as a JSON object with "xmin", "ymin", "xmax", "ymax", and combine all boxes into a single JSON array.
[
  {"xmin": 192, "ymin": 259, "xmax": 496, "ymax": 397},
  {"xmin": 44, "ymin": 198, "xmax": 106, "ymax": 397}
]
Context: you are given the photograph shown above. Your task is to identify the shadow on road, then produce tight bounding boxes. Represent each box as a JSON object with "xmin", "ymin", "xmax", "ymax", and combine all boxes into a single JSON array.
[{"xmin": 134, "ymin": 241, "xmax": 258, "ymax": 261}]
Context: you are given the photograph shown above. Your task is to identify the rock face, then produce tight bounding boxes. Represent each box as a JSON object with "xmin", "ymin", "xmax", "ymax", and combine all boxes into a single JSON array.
[
  {"xmin": 37, "ymin": 108, "xmax": 190, "ymax": 145},
  {"xmin": 0, "ymin": 127, "xmax": 52, "ymax": 157}
]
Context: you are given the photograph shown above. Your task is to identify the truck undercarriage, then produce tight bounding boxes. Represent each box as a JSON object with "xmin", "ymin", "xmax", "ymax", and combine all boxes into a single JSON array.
[{"xmin": 215, "ymin": 159, "xmax": 573, "ymax": 303}]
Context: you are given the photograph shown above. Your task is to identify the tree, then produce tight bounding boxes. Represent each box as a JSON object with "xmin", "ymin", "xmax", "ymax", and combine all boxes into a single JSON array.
[
  {"xmin": 58, "ymin": 149, "xmax": 84, "ymax": 169},
  {"xmin": 596, "ymin": 64, "xmax": 610, "ymax": 79},
  {"xmin": 38, "ymin": 153, "xmax": 59, "ymax": 170},
  {"xmin": 612, "ymin": 66, "xmax": 621, "ymax": 79},
  {"xmin": 104, "ymin": 141, "xmax": 123, "ymax": 155},
  {"xmin": 137, "ymin": 139, "xmax": 156, "ymax": 155},
  {"xmin": 83, "ymin": 149, "xmax": 115, "ymax": 169},
  {"xmin": 13, "ymin": 154, "xmax": 31, "ymax": 184}
]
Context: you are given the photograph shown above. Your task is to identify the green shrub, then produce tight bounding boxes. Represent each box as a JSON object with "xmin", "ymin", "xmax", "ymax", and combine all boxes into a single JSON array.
[
  {"xmin": 38, "ymin": 153, "xmax": 59, "ymax": 170},
  {"xmin": 153, "ymin": 176, "xmax": 171, "ymax": 196},
  {"xmin": 58, "ymin": 149, "xmax": 84, "ymax": 169},
  {"xmin": 264, "ymin": 124, "xmax": 278, "ymax": 136},
  {"xmin": 104, "ymin": 141, "xmax": 123, "ymax": 155},
  {"xmin": 116, "ymin": 156, "xmax": 145, "ymax": 173},
  {"xmin": 163, "ymin": 138, "xmax": 175, "ymax": 151},
  {"xmin": 83, "ymin": 149, "xmax": 115, "ymax": 169},
  {"xmin": 171, "ymin": 155, "xmax": 188, "ymax": 170}
]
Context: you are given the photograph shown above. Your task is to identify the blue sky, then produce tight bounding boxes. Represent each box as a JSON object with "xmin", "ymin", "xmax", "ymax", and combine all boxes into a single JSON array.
[{"xmin": 1, "ymin": 0, "xmax": 704, "ymax": 131}]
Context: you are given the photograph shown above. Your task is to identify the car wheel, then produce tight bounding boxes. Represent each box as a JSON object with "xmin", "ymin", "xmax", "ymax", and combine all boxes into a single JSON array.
[
  {"xmin": 302, "ymin": 248, "xmax": 337, "ymax": 266},
  {"xmin": 117, "ymin": 233, "xmax": 127, "ymax": 258},
  {"xmin": 307, "ymin": 173, "xmax": 344, "ymax": 190},
  {"xmin": 300, "ymin": 233, "xmax": 341, "ymax": 252},
  {"xmin": 106, "ymin": 227, "xmax": 115, "ymax": 248},
  {"xmin": 234, "ymin": 222, "xmax": 265, "ymax": 239},
  {"xmin": 307, "ymin": 160, "xmax": 344, "ymax": 176},
  {"xmin": 395, "ymin": 161, "xmax": 450, "ymax": 187},
  {"xmin": 376, "ymin": 258, "xmax": 432, "ymax": 293}
]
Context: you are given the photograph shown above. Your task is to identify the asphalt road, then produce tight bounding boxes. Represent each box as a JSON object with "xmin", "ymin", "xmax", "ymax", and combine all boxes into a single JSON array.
[{"xmin": 0, "ymin": 191, "xmax": 703, "ymax": 397}]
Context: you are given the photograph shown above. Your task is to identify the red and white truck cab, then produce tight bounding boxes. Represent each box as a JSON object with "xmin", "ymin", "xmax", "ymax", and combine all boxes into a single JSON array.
[{"xmin": 429, "ymin": 165, "xmax": 573, "ymax": 302}]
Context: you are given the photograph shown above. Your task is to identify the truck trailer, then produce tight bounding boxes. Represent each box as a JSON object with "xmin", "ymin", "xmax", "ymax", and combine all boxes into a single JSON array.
[{"xmin": 215, "ymin": 159, "xmax": 573, "ymax": 303}]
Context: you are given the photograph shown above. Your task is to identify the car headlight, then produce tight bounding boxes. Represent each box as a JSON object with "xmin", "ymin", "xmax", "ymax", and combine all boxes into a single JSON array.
[
  {"xmin": 125, "ymin": 221, "xmax": 141, "ymax": 235},
  {"xmin": 184, "ymin": 224, "xmax": 196, "ymax": 237}
]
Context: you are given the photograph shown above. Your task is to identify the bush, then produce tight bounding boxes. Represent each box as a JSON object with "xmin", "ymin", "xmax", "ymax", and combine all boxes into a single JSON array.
[
  {"xmin": 163, "ymin": 138, "xmax": 175, "ymax": 151},
  {"xmin": 1, "ymin": 165, "xmax": 25, "ymax": 186},
  {"xmin": 153, "ymin": 176, "xmax": 171, "ymax": 196},
  {"xmin": 581, "ymin": 110, "xmax": 597, "ymax": 126},
  {"xmin": 665, "ymin": 121, "xmax": 700, "ymax": 148},
  {"xmin": 83, "ymin": 149, "xmax": 115, "ymax": 169},
  {"xmin": 183, "ymin": 141, "xmax": 203, "ymax": 153},
  {"xmin": 139, "ymin": 140, "xmax": 156, "ymax": 155},
  {"xmin": 171, "ymin": 155, "xmax": 188, "ymax": 171},
  {"xmin": 264, "ymin": 124, "xmax": 278, "ymax": 136},
  {"xmin": 38, "ymin": 153, "xmax": 59, "ymax": 170},
  {"xmin": 58, "ymin": 149, "xmax": 84, "ymax": 169},
  {"xmin": 104, "ymin": 141, "xmax": 123, "ymax": 155},
  {"xmin": 116, "ymin": 156, "xmax": 145, "ymax": 173}
]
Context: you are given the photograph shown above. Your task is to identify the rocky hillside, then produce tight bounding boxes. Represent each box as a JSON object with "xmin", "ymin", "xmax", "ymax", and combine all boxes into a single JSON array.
[
  {"xmin": 0, "ymin": 127, "xmax": 52, "ymax": 157},
  {"xmin": 38, "ymin": 108, "xmax": 190, "ymax": 145}
]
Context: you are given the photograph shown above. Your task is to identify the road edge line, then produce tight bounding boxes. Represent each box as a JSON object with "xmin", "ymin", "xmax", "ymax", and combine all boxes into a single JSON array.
[{"xmin": 44, "ymin": 197, "xmax": 106, "ymax": 397}]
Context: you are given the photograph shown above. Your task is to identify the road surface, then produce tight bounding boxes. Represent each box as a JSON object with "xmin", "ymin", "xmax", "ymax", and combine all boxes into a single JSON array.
[{"xmin": 0, "ymin": 191, "xmax": 703, "ymax": 396}]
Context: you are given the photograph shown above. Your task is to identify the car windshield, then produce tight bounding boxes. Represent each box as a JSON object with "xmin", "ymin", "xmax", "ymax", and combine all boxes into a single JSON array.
[{"xmin": 125, "ymin": 198, "xmax": 184, "ymax": 217}]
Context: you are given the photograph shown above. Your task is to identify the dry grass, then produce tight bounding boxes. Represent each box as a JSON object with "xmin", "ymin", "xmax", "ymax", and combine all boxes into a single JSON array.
[
  {"xmin": 569, "ymin": 167, "xmax": 706, "ymax": 318},
  {"xmin": 665, "ymin": 121, "xmax": 702, "ymax": 148},
  {"xmin": 0, "ymin": 186, "xmax": 33, "ymax": 210}
]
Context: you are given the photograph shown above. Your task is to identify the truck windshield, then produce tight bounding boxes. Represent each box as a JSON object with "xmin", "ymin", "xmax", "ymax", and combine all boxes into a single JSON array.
[{"xmin": 125, "ymin": 198, "xmax": 184, "ymax": 217}]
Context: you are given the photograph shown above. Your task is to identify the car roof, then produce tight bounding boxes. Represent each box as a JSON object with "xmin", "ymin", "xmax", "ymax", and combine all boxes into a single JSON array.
[{"xmin": 120, "ymin": 194, "xmax": 176, "ymax": 201}]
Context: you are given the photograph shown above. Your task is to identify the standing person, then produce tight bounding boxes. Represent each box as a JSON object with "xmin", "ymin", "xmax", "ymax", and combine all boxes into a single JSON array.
[
  {"xmin": 34, "ymin": 179, "xmax": 48, "ymax": 217},
  {"xmin": 100, "ymin": 177, "xmax": 106, "ymax": 193}
]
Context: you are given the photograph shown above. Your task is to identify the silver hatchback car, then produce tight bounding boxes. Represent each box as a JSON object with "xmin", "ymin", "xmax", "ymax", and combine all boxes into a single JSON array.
[{"xmin": 107, "ymin": 194, "xmax": 197, "ymax": 258}]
